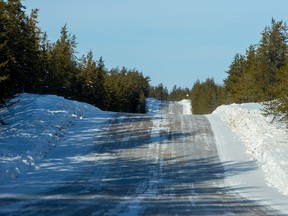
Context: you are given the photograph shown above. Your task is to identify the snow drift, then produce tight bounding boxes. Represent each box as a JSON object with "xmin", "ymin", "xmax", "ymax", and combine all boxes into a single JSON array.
[
  {"xmin": 0, "ymin": 94, "xmax": 102, "ymax": 184},
  {"xmin": 146, "ymin": 98, "xmax": 192, "ymax": 115},
  {"xmin": 146, "ymin": 98, "xmax": 162, "ymax": 114},
  {"xmin": 1, "ymin": 94, "xmax": 288, "ymax": 214},
  {"xmin": 210, "ymin": 103, "xmax": 288, "ymax": 195}
]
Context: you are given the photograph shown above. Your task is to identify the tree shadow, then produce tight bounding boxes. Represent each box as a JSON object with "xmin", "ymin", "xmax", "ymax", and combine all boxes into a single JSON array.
[
  {"xmin": 0, "ymin": 156, "xmax": 281, "ymax": 215},
  {"xmin": 0, "ymin": 113, "xmax": 283, "ymax": 215}
]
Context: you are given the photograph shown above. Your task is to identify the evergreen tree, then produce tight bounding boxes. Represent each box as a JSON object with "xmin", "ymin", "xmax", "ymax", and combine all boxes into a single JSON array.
[
  {"xmin": 256, "ymin": 19, "xmax": 288, "ymax": 100},
  {"xmin": 48, "ymin": 25, "xmax": 79, "ymax": 98},
  {"xmin": 223, "ymin": 18, "xmax": 288, "ymax": 122},
  {"xmin": 38, "ymin": 31, "xmax": 52, "ymax": 93},
  {"xmin": 168, "ymin": 85, "xmax": 190, "ymax": 101},
  {"xmin": 191, "ymin": 78, "xmax": 224, "ymax": 114},
  {"xmin": 103, "ymin": 68, "xmax": 119, "ymax": 111},
  {"xmin": 4, "ymin": 0, "xmax": 26, "ymax": 93},
  {"xmin": 264, "ymin": 62, "xmax": 288, "ymax": 121},
  {"xmin": 103, "ymin": 67, "xmax": 149, "ymax": 113},
  {"xmin": 233, "ymin": 46, "xmax": 262, "ymax": 102},
  {"xmin": 126, "ymin": 70, "xmax": 150, "ymax": 113},
  {"xmin": 21, "ymin": 8, "xmax": 42, "ymax": 93},
  {"xmin": 240, "ymin": 46, "xmax": 262, "ymax": 102},
  {"xmin": 76, "ymin": 50, "xmax": 106, "ymax": 108},
  {"xmin": 224, "ymin": 53, "xmax": 246, "ymax": 103},
  {"xmin": 0, "ymin": 0, "xmax": 151, "ymax": 114},
  {"xmin": 0, "ymin": 0, "xmax": 10, "ymax": 103},
  {"xmin": 149, "ymin": 83, "xmax": 169, "ymax": 100},
  {"xmin": 95, "ymin": 56, "xmax": 107, "ymax": 109},
  {"xmin": 0, "ymin": 0, "xmax": 41, "ymax": 102}
]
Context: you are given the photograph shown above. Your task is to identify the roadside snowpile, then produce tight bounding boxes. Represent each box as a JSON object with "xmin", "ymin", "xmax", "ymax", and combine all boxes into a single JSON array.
[
  {"xmin": 178, "ymin": 99, "xmax": 192, "ymax": 115},
  {"xmin": 211, "ymin": 103, "xmax": 288, "ymax": 195},
  {"xmin": 146, "ymin": 98, "xmax": 162, "ymax": 114},
  {"xmin": 0, "ymin": 93, "xmax": 101, "ymax": 183},
  {"xmin": 146, "ymin": 98, "xmax": 192, "ymax": 115}
]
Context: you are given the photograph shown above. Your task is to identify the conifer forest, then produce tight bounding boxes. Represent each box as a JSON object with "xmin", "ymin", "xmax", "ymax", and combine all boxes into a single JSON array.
[{"xmin": 1, "ymin": 0, "xmax": 288, "ymax": 121}]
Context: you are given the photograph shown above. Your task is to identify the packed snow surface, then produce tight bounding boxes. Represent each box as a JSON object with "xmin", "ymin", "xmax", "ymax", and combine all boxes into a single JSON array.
[
  {"xmin": 178, "ymin": 99, "xmax": 192, "ymax": 115},
  {"xmin": 210, "ymin": 103, "xmax": 288, "ymax": 196},
  {"xmin": 146, "ymin": 98, "xmax": 161, "ymax": 114},
  {"xmin": 0, "ymin": 94, "xmax": 104, "ymax": 184},
  {"xmin": 146, "ymin": 98, "xmax": 192, "ymax": 115},
  {"xmin": 1, "ymin": 94, "xmax": 288, "ymax": 214}
]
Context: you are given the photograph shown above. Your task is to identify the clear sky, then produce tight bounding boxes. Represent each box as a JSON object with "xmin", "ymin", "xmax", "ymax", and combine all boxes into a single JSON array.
[{"xmin": 25, "ymin": 0, "xmax": 288, "ymax": 90}]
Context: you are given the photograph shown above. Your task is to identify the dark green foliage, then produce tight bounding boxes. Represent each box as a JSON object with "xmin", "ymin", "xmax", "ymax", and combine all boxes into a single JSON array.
[
  {"xmin": 224, "ymin": 53, "xmax": 246, "ymax": 103},
  {"xmin": 47, "ymin": 25, "xmax": 79, "ymax": 98},
  {"xmin": 191, "ymin": 78, "xmax": 224, "ymax": 114},
  {"xmin": 0, "ymin": 0, "xmax": 10, "ymax": 103},
  {"xmin": 3, "ymin": 1, "xmax": 288, "ymax": 120},
  {"xmin": 224, "ymin": 46, "xmax": 264, "ymax": 103},
  {"xmin": 0, "ymin": 0, "xmax": 150, "ymax": 113},
  {"xmin": 149, "ymin": 83, "xmax": 169, "ymax": 101},
  {"xmin": 104, "ymin": 67, "xmax": 149, "ymax": 113},
  {"xmin": 258, "ymin": 19, "xmax": 288, "ymax": 101},
  {"xmin": 263, "ymin": 63, "xmax": 288, "ymax": 121},
  {"xmin": 168, "ymin": 85, "xmax": 190, "ymax": 101},
  {"xmin": 190, "ymin": 18, "xmax": 288, "ymax": 119},
  {"xmin": 75, "ymin": 51, "xmax": 106, "ymax": 109},
  {"xmin": 223, "ymin": 18, "xmax": 288, "ymax": 122},
  {"xmin": 0, "ymin": 0, "xmax": 41, "ymax": 102},
  {"xmin": 225, "ymin": 19, "xmax": 288, "ymax": 103}
]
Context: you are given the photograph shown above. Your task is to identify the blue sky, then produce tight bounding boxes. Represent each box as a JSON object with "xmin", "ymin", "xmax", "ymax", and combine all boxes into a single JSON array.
[{"xmin": 25, "ymin": 0, "xmax": 288, "ymax": 90}]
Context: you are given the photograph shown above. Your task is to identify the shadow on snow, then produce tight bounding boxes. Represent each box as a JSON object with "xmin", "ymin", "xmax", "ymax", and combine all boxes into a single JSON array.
[{"xmin": 0, "ymin": 113, "xmax": 281, "ymax": 215}]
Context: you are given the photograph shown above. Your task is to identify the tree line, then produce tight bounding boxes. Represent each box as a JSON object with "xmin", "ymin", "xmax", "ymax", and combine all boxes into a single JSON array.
[
  {"xmin": 190, "ymin": 18, "xmax": 288, "ymax": 120},
  {"xmin": 148, "ymin": 84, "xmax": 190, "ymax": 101},
  {"xmin": 0, "ymin": 0, "xmax": 149, "ymax": 113},
  {"xmin": 191, "ymin": 78, "xmax": 225, "ymax": 114},
  {"xmin": 2, "ymin": 1, "xmax": 287, "ymax": 119}
]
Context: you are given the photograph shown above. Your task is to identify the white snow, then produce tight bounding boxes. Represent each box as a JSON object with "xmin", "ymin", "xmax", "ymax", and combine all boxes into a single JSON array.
[
  {"xmin": 208, "ymin": 103, "xmax": 288, "ymax": 213},
  {"xmin": 0, "ymin": 93, "xmax": 114, "ymax": 214},
  {"xmin": 146, "ymin": 98, "xmax": 162, "ymax": 114},
  {"xmin": 178, "ymin": 99, "xmax": 192, "ymax": 115},
  {"xmin": 1, "ymin": 94, "xmax": 288, "ymax": 214},
  {"xmin": 146, "ymin": 98, "xmax": 192, "ymax": 115},
  {"xmin": 0, "ymin": 93, "xmax": 107, "ymax": 184}
]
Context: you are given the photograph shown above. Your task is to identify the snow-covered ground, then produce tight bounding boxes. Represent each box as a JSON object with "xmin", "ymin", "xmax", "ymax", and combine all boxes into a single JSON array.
[
  {"xmin": 1, "ymin": 94, "xmax": 288, "ymax": 214},
  {"xmin": 0, "ymin": 94, "xmax": 109, "ymax": 184},
  {"xmin": 178, "ymin": 99, "xmax": 192, "ymax": 115},
  {"xmin": 0, "ymin": 96, "xmax": 188, "ymax": 185},
  {"xmin": 208, "ymin": 103, "xmax": 288, "ymax": 213},
  {"xmin": 147, "ymin": 98, "xmax": 288, "ymax": 213},
  {"xmin": 210, "ymin": 103, "xmax": 288, "ymax": 195},
  {"xmin": 146, "ymin": 98, "xmax": 192, "ymax": 115},
  {"xmin": 146, "ymin": 98, "xmax": 161, "ymax": 114}
]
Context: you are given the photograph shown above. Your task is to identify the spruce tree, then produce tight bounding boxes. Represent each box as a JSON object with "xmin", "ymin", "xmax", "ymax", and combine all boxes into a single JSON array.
[
  {"xmin": 235, "ymin": 46, "xmax": 262, "ymax": 102},
  {"xmin": 76, "ymin": 50, "xmax": 106, "ymax": 108},
  {"xmin": 191, "ymin": 78, "xmax": 224, "ymax": 114},
  {"xmin": 0, "ymin": 0, "xmax": 10, "ymax": 103},
  {"xmin": 224, "ymin": 53, "xmax": 246, "ymax": 103},
  {"xmin": 49, "ymin": 25, "xmax": 78, "ymax": 97},
  {"xmin": 21, "ymin": 8, "xmax": 42, "ymax": 93},
  {"xmin": 257, "ymin": 19, "xmax": 288, "ymax": 100},
  {"xmin": 0, "ymin": 0, "xmax": 41, "ymax": 102},
  {"xmin": 149, "ymin": 83, "xmax": 169, "ymax": 100},
  {"xmin": 38, "ymin": 31, "xmax": 52, "ymax": 93}
]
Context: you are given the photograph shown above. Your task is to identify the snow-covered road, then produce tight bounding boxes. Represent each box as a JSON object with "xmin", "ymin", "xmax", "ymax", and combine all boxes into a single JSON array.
[
  {"xmin": 208, "ymin": 104, "xmax": 288, "ymax": 214},
  {"xmin": 0, "ymin": 95, "xmax": 281, "ymax": 215}
]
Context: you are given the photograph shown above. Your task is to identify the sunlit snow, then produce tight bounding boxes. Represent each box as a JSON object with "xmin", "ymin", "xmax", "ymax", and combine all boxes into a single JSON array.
[{"xmin": 1, "ymin": 94, "xmax": 288, "ymax": 214}]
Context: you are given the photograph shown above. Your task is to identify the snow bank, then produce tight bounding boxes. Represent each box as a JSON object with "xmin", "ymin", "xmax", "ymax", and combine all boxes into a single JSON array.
[
  {"xmin": 0, "ymin": 94, "xmax": 102, "ymax": 183},
  {"xmin": 178, "ymin": 99, "xmax": 192, "ymax": 115},
  {"xmin": 210, "ymin": 103, "xmax": 288, "ymax": 195},
  {"xmin": 146, "ymin": 98, "xmax": 162, "ymax": 114},
  {"xmin": 146, "ymin": 98, "xmax": 192, "ymax": 115}
]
